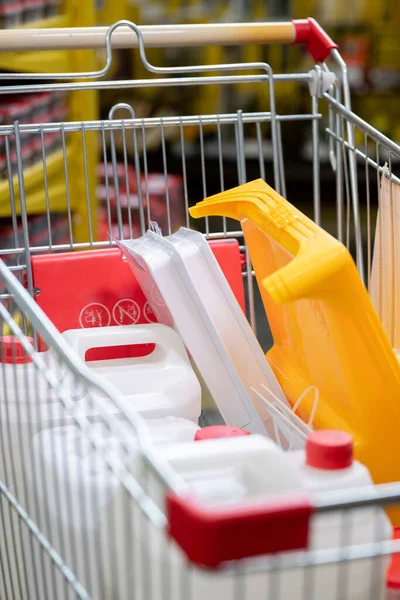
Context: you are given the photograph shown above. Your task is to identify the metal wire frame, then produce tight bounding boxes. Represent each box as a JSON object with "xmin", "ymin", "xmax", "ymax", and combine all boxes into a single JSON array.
[
  {"xmin": 0, "ymin": 257, "xmax": 187, "ymax": 599},
  {"xmin": 0, "ymin": 479, "xmax": 91, "ymax": 600},
  {"xmin": 0, "ymin": 21, "xmax": 353, "ymax": 299},
  {"xmin": 323, "ymin": 91, "xmax": 400, "ymax": 346},
  {"xmin": 0, "ymin": 20, "xmax": 399, "ymax": 597},
  {"xmin": 0, "ymin": 107, "xmax": 321, "ymax": 307},
  {"xmin": 1, "ymin": 256, "xmax": 400, "ymax": 599}
]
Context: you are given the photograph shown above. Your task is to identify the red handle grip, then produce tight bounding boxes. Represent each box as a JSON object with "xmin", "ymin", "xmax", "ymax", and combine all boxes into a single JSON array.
[
  {"xmin": 293, "ymin": 18, "xmax": 338, "ymax": 62},
  {"xmin": 167, "ymin": 492, "xmax": 312, "ymax": 568}
]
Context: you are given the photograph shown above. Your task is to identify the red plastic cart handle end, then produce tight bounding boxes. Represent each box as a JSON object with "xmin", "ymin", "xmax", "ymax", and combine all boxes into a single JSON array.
[
  {"xmin": 167, "ymin": 492, "xmax": 312, "ymax": 568},
  {"xmin": 292, "ymin": 18, "xmax": 338, "ymax": 62}
]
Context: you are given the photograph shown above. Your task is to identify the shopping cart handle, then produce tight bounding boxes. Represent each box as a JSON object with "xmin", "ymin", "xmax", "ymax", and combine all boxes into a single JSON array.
[
  {"xmin": 292, "ymin": 18, "xmax": 338, "ymax": 62},
  {"xmin": 167, "ymin": 492, "xmax": 312, "ymax": 567},
  {"xmin": 0, "ymin": 19, "xmax": 337, "ymax": 60}
]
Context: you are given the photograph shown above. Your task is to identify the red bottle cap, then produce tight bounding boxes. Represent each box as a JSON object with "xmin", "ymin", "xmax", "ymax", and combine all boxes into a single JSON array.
[
  {"xmin": 306, "ymin": 430, "xmax": 353, "ymax": 470},
  {"xmin": 194, "ymin": 425, "xmax": 251, "ymax": 441},
  {"xmin": 387, "ymin": 527, "xmax": 400, "ymax": 590},
  {"xmin": 0, "ymin": 336, "xmax": 33, "ymax": 364}
]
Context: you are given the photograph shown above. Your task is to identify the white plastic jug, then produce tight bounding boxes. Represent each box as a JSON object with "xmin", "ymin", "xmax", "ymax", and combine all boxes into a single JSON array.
[
  {"xmin": 0, "ymin": 335, "xmax": 105, "ymax": 600},
  {"xmin": 0, "ymin": 335, "xmax": 89, "ymax": 502},
  {"xmin": 62, "ymin": 323, "xmax": 202, "ymax": 423},
  {"xmin": 30, "ymin": 417, "xmax": 200, "ymax": 600},
  {"xmin": 285, "ymin": 430, "xmax": 392, "ymax": 600},
  {"xmin": 101, "ymin": 434, "xmax": 304, "ymax": 600},
  {"xmin": 101, "ymin": 432, "xmax": 391, "ymax": 600}
]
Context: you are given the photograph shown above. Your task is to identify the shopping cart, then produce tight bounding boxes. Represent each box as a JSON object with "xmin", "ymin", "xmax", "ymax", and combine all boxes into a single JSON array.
[{"xmin": 0, "ymin": 17, "xmax": 400, "ymax": 600}]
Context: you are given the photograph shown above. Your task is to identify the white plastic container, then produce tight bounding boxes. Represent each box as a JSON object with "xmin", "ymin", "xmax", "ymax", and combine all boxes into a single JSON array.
[
  {"xmin": 118, "ymin": 233, "xmax": 267, "ymax": 434},
  {"xmin": 102, "ymin": 431, "xmax": 391, "ymax": 600},
  {"xmin": 289, "ymin": 429, "xmax": 382, "ymax": 492},
  {"xmin": 285, "ymin": 430, "xmax": 392, "ymax": 600},
  {"xmin": 0, "ymin": 335, "xmax": 107, "ymax": 600},
  {"xmin": 0, "ymin": 335, "xmax": 89, "ymax": 502},
  {"xmin": 386, "ymin": 529, "xmax": 400, "ymax": 600},
  {"xmin": 167, "ymin": 228, "xmax": 288, "ymax": 435},
  {"xmin": 62, "ymin": 323, "xmax": 201, "ymax": 423},
  {"xmin": 30, "ymin": 417, "xmax": 200, "ymax": 600},
  {"xmin": 101, "ymin": 434, "xmax": 304, "ymax": 600}
]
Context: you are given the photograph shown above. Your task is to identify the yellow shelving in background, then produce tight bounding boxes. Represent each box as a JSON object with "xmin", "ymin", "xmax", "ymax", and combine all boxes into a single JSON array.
[
  {"xmin": 0, "ymin": 0, "xmax": 110, "ymax": 242},
  {"xmin": 0, "ymin": 145, "xmax": 74, "ymax": 217},
  {"xmin": 0, "ymin": 15, "xmax": 71, "ymax": 74}
]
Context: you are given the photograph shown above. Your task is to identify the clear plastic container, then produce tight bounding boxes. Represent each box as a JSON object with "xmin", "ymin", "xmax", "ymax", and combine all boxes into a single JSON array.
[
  {"xmin": 119, "ymin": 233, "xmax": 267, "ymax": 434},
  {"xmin": 167, "ymin": 228, "xmax": 288, "ymax": 436}
]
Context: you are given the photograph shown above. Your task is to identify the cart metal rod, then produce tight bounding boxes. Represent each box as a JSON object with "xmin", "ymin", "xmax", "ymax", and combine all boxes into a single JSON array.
[
  {"xmin": 0, "ymin": 72, "xmax": 313, "ymax": 94},
  {"xmin": 6, "ymin": 231, "xmax": 246, "ymax": 256},
  {"xmin": 325, "ymin": 93, "xmax": 400, "ymax": 158},
  {"xmin": 325, "ymin": 127, "xmax": 400, "ymax": 185},
  {"xmin": 0, "ymin": 481, "xmax": 91, "ymax": 599},
  {"xmin": 315, "ymin": 481, "xmax": 400, "ymax": 512},
  {"xmin": 0, "ymin": 111, "xmax": 320, "ymax": 136},
  {"xmin": 0, "ymin": 22, "xmax": 296, "ymax": 52}
]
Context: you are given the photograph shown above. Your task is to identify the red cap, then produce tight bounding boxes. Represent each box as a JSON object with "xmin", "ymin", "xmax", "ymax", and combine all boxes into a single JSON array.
[
  {"xmin": 306, "ymin": 430, "xmax": 353, "ymax": 470},
  {"xmin": 0, "ymin": 336, "xmax": 33, "ymax": 364},
  {"xmin": 194, "ymin": 426, "xmax": 250, "ymax": 441},
  {"xmin": 387, "ymin": 527, "xmax": 400, "ymax": 590}
]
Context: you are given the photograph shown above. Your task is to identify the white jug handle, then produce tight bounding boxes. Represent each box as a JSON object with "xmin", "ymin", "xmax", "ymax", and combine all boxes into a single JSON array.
[{"xmin": 62, "ymin": 324, "xmax": 187, "ymax": 364}]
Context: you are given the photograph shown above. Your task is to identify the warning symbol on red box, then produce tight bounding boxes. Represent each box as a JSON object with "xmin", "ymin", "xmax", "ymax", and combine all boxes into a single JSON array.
[
  {"xmin": 143, "ymin": 301, "xmax": 157, "ymax": 324},
  {"xmin": 79, "ymin": 303, "xmax": 111, "ymax": 328},
  {"xmin": 112, "ymin": 299, "xmax": 140, "ymax": 326}
]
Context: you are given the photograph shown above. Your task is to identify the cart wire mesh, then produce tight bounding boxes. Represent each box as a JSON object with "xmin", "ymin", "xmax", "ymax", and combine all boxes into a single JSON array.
[{"xmin": 0, "ymin": 18, "xmax": 399, "ymax": 600}]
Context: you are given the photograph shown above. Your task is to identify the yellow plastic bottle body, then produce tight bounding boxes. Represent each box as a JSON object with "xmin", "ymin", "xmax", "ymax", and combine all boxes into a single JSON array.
[{"xmin": 190, "ymin": 179, "xmax": 400, "ymax": 524}]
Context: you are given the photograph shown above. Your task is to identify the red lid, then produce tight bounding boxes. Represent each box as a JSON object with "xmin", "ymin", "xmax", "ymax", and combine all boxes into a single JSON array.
[
  {"xmin": 306, "ymin": 430, "xmax": 353, "ymax": 470},
  {"xmin": 0, "ymin": 336, "xmax": 33, "ymax": 364},
  {"xmin": 387, "ymin": 527, "xmax": 400, "ymax": 590},
  {"xmin": 194, "ymin": 425, "xmax": 251, "ymax": 441}
]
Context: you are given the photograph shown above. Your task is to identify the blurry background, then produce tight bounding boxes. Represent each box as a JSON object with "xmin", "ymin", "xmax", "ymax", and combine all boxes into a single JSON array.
[{"xmin": 0, "ymin": 0, "xmax": 399, "ymax": 288}]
